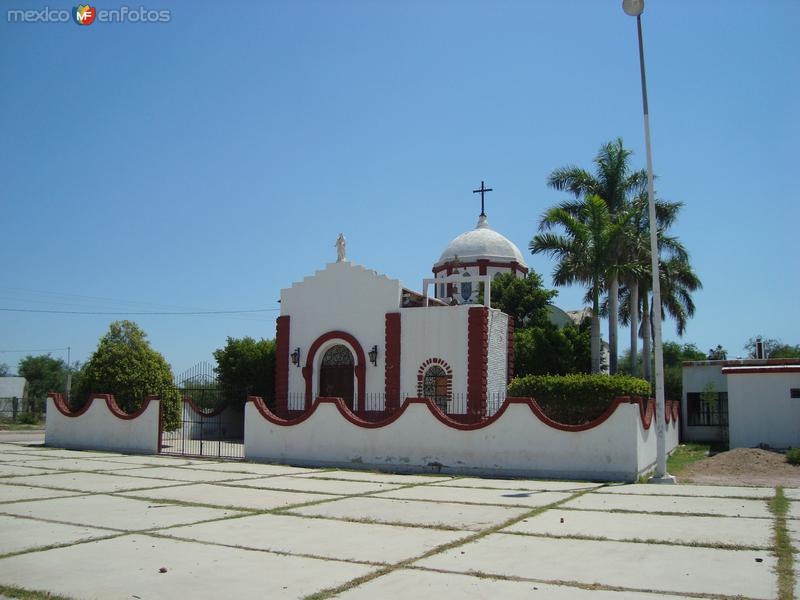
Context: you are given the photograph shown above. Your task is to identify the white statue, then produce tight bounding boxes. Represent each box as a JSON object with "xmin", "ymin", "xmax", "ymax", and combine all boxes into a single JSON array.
[{"xmin": 335, "ymin": 233, "xmax": 346, "ymax": 262}]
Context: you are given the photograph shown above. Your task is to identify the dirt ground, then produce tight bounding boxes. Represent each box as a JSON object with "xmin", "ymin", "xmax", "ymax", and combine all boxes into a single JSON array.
[{"xmin": 682, "ymin": 447, "xmax": 800, "ymax": 487}]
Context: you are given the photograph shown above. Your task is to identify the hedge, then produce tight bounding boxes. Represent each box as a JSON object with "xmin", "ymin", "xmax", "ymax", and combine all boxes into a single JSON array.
[{"xmin": 507, "ymin": 373, "xmax": 651, "ymax": 425}]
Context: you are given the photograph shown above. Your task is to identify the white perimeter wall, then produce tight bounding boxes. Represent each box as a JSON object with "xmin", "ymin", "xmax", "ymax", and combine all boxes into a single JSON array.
[
  {"xmin": 45, "ymin": 397, "xmax": 161, "ymax": 454},
  {"xmin": 727, "ymin": 372, "xmax": 800, "ymax": 449},
  {"xmin": 682, "ymin": 364, "xmax": 727, "ymax": 442},
  {"xmin": 245, "ymin": 400, "xmax": 679, "ymax": 482},
  {"xmin": 400, "ymin": 306, "xmax": 469, "ymax": 397}
]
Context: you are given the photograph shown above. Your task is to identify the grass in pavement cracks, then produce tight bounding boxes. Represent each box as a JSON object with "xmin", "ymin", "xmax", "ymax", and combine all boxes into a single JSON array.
[
  {"xmin": 0, "ymin": 584, "xmax": 75, "ymax": 600},
  {"xmin": 302, "ymin": 487, "xmax": 596, "ymax": 600},
  {"xmin": 770, "ymin": 486, "xmax": 796, "ymax": 600}
]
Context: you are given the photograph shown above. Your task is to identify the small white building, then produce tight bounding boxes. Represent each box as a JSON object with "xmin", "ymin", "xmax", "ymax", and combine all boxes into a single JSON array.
[
  {"xmin": 682, "ymin": 359, "xmax": 800, "ymax": 448},
  {"xmin": 275, "ymin": 212, "xmax": 524, "ymax": 421}
]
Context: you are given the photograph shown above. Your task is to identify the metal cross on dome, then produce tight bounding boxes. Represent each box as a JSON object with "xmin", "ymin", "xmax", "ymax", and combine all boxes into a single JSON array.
[{"xmin": 472, "ymin": 180, "xmax": 493, "ymax": 217}]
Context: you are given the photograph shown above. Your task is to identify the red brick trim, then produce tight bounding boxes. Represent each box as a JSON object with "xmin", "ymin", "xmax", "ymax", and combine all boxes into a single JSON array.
[
  {"xmin": 721, "ymin": 366, "xmax": 800, "ymax": 374},
  {"xmin": 275, "ymin": 315, "xmax": 290, "ymax": 414},
  {"xmin": 47, "ymin": 392, "xmax": 159, "ymax": 420},
  {"xmin": 302, "ymin": 331, "xmax": 367, "ymax": 412},
  {"xmin": 506, "ymin": 318, "xmax": 515, "ymax": 384},
  {"xmin": 433, "ymin": 260, "xmax": 528, "ymax": 276},
  {"xmin": 467, "ymin": 306, "xmax": 489, "ymax": 420},
  {"xmin": 384, "ymin": 313, "xmax": 401, "ymax": 409},
  {"xmin": 247, "ymin": 395, "xmax": 665, "ymax": 431},
  {"xmin": 416, "ymin": 358, "xmax": 453, "ymax": 399}
]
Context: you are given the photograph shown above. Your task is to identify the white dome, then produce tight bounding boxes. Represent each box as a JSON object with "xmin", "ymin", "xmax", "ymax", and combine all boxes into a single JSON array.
[{"xmin": 435, "ymin": 215, "xmax": 528, "ymax": 269}]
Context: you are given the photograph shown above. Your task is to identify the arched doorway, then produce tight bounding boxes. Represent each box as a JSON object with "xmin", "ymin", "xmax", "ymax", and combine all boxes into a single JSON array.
[{"xmin": 319, "ymin": 344, "xmax": 355, "ymax": 408}]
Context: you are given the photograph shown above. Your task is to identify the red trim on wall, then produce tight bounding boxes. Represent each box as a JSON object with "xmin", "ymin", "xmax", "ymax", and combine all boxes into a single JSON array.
[
  {"xmin": 416, "ymin": 358, "xmax": 453, "ymax": 399},
  {"xmin": 302, "ymin": 331, "xmax": 367, "ymax": 412},
  {"xmin": 721, "ymin": 366, "xmax": 800, "ymax": 374},
  {"xmin": 433, "ymin": 260, "xmax": 529, "ymax": 276},
  {"xmin": 467, "ymin": 306, "xmax": 489, "ymax": 420},
  {"xmin": 47, "ymin": 392, "xmax": 159, "ymax": 421},
  {"xmin": 247, "ymin": 395, "xmax": 669, "ymax": 432},
  {"xmin": 275, "ymin": 315, "xmax": 290, "ymax": 414},
  {"xmin": 384, "ymin": 313, "xmax": 401, "ymax": 409}
]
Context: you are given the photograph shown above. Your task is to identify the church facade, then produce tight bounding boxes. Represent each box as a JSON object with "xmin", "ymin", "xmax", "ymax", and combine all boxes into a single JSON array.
[{"xmin": 274, "ymin": 209, "xmax": 528, "ymax": 421}]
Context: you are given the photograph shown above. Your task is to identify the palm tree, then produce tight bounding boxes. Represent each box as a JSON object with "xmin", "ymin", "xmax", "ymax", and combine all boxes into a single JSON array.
[
  {"xmin": 547, "ymin": 139, "xmax": 646, "ymax": 375},
  {"xmin": 531, "ymin": 195, "xmax": 630, "ymax": 373}
]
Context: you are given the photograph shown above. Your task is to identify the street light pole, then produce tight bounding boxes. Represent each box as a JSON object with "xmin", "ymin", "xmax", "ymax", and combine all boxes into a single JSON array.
[{"xmin": 622, "ymin": 0, "xmax": 675, "ymax": 483}]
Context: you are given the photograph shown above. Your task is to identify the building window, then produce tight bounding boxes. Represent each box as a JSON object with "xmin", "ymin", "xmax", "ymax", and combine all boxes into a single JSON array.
[
  {"xmin": 791, "ymin": 388, "xmax": 800, "ymax": 399},
  {"xmin": 423, "ymin": 366, "xmax": 449, "ymax": 411},
  {"xmin": 687, "ymin": 392, "xmax": 728, "ymax": 426}
]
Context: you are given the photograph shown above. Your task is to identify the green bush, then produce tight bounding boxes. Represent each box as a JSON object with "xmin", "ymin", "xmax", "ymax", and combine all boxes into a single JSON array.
[
  {"xmin": 507, "ymin": 373, "xmax": 651, "ymax": 424},
  {"xmin": 786, "ymin": 448, "xmax": 800, "ymax": 466},
  {"xmin": 17, "ymin": 412, "xmax": 42, "ymax": 425}
]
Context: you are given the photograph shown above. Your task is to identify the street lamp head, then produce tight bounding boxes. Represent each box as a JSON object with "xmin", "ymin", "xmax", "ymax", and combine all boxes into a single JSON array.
[{"xmin": 622, "ymin": 0, "xmax": 644, "ymax": 16}]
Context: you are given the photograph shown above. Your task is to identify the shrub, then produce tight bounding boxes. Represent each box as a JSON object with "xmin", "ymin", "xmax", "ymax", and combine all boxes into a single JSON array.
[
  {"xmin": 786, "ymin": 448, "xmax": 800, "ymax": 466},
  {"xmin": 507, "ymin": 373, "xmax": 651, "ymax": 424},
  {"xmin": 17, "ymin": 412, "xmax": 42, "ymax": 425}
]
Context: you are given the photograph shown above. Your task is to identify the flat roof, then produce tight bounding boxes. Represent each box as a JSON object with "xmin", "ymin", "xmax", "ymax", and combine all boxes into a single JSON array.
[{"xmin": 683, "ymin": 358, "xmax": 800, "ymax": 368}]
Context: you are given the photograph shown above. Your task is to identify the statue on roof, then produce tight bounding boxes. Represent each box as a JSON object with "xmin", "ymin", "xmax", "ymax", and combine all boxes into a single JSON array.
[{"xmin": 335, "ymin": 233, "xmax": 346, "ymax": 262}]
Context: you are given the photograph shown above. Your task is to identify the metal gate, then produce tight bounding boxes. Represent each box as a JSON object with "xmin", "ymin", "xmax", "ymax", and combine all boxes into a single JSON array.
[{"xmin": 159, "ymin": 362, "xmax": 245, "ymax": 460}]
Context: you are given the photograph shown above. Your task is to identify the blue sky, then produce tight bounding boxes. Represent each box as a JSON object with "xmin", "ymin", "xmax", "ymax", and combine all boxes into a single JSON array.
[{"xmin": 1, "ymin": 0, "xmax": 798, "ymax": 375}]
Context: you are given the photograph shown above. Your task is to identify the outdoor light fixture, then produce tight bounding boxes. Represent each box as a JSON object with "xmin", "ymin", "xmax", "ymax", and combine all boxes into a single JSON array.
[
  {"xmin": 622, "ymin": 0, "xmax": 674, "ymax": 483},
  {"xmin": 369, "ymin": 345, "xmax": 378, "ymax": 366},
  {"xmin": 291, "ymin": 347, "xmax": 301, "ymax": 366}
]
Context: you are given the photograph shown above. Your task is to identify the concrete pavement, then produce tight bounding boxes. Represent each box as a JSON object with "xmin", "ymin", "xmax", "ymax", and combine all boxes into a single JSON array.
[{"xmin": 0, "ymin": 439, "xmax": 792, "ymax": 599}]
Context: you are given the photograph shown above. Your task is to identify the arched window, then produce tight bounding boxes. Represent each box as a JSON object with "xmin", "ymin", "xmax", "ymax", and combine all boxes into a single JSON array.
[
  {"xmin": 423, "ymin": 365, "xmax": 449, "ymax": 411},
  {"xmin": 321, "ymin": 345, "xmax": 354, "ymax": 367},
  {"xmin": 460, "ymin": 271, "xmax": 472, "ymax": 302}
]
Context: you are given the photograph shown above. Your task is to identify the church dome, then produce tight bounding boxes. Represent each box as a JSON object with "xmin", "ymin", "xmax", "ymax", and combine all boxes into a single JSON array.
[{"xmin": 435, "ymin": 215, "xmax": 528, "ymax": 269}]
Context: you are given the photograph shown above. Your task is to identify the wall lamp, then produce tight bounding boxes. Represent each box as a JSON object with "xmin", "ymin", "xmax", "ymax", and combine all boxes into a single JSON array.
[
  {"xmin": 290, "ymin": 347, "xmax": 301, "ymax": 367},
  {"xmin": 368, "ymin": 345, "xmax": 378, "ymax": 366}
]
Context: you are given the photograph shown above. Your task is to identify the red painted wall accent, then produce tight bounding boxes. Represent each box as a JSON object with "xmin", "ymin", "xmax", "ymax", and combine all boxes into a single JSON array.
[
  {"xmin": 275, "ymin": 315, "xmax": 290, "ymax": 415},
  {"xmin": 506, "ymin": 318, "xmax": 515, "ymax": 385},
  {"xmin": 302, "ymin": 331, "xmax": 367, "ymax": 412},
  {"xmin": 433, "ymin": 260, "xmax": 529, "ymax": 276},
  {"xmin": 467, "ymin": 306, "xmax": 489, "ymax": 421},
  {"xmin": 416, "ymin": 358, "xmax": 453, "ymax": 399},
  {"xmin": 385, "ymin": 313, "xmax": 402, "ymax": 409}
]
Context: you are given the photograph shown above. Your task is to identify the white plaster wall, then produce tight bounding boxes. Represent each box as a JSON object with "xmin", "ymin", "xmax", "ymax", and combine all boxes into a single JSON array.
[
  {"xmin": 727, "ymin": 372, "xmax": 800, "ymax": 449},
  {"xmin": 486, "ymin": 309, "xmax": 508, "ymax": 398},
  {"xmin": 281, "ymin": 262, "xmax": 403, "ymax": 399},
  {"xmin": 245, "ymin": 401, "xmax": 659, "ymax": 482},
  {"xmin": 635, "ymin": 409, "xmax": 680, "ymax": 476},
  {"xmin": 45, "ymin": 397, "xmax": 161, "ymax": 454},
  {"xmin": 400, "ymin": 306, "xmax": 469, "ymax": 398},
  {"xmin": 682, "ymin": 364, "xmax": 727, "ymax": 442}
]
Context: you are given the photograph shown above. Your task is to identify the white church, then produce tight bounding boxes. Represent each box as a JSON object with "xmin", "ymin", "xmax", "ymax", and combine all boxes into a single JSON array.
[{"xmin": 274, "ymin": 193, "xmax": 529, "ymax": 422}]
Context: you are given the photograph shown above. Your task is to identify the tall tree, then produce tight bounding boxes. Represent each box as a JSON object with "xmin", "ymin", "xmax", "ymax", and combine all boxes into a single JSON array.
[
  {"xmin": 77, "ymin": 321, "xmax": 180, "ymax": 429},
  {"xmin": 531, "ymin": 195, "xmax": 629, "ymax": 373},
  {"xmin": 547, "ymin": 139, "xmax": 646, "ymax": 374},
  {"xmin": 213, "ymin": 337, "xmax": 276, "ymax": 402},
  {"xmin": 18, "ymin": 355, "xmax": 67, "ymax": 400}
]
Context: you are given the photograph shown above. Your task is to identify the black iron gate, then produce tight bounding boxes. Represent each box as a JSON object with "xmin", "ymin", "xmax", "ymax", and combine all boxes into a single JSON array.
[{"xmin": 159, "ymin": 362, "xmax": 246, "ymax": 460}]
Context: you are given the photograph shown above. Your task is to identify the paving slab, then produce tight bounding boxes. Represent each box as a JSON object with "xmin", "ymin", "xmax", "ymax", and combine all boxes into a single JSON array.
[
  {"xmin": 0, "ymin": 515, "xmax": 112, "ymax": 556},
  {"xmin": 107, "ymin": 466, "xmax": 263, "ymax": 483},
  {"xmin": 563, "ymin": 491, "xmax": 771, "ymax": 518},
  {"xmin": 373, "ymin": 485, "xmax": 572, "ymax": 509},
  {"xmin": 0, "ymin": 493, "xmax": 243, "ymax": 531},
  {"xmin": 432, "ymin": 477, "xmax": 600, "ymax": 492},
  {"xmin": 222, "ymin": 475, "xmax": 403, "ymax": 495},
  {"xmin": 598, "ymin": 483, "xmax": 774, "ymax": 499},
  {"xmin": 83, "ymin": 455, "xmax": 203, "ymax": 467},
  {"xmin": 2, "ymin": 472, "xmax": 188, "ymax": 493},
  {"xmin": 503, "ymin": 508, "xmax": 773, "ymax": 548},
  {"xmin": 288, "ymin": 496, "xmax": 529, "ymax": 530},
  {"xmin": 0, "ymin": 483, "xmax": 81, "ymax": 503},
  {"xmin": 783, "ymin": 487, "xmax": 800, "ymax": 501},
  {"xmin": 0, "ymin": 463, "xmax": 54, "ymax": 478},
  {"xmin": 0, "ymin": 452, "xmax": 60, "ymax": 463},
  {"xmin": 12, "ymin": 449, "xmax": 126, "ymax": 459},
  {"xmin": 415, "ymin": 533, "xmax": 777, "ymax": 599},
  {"xmin": 161, "ymin": 512, "xmax": 469, "ymax": 563},
  {"xmin": 333, "ymin": 568, "xmax": 690, "ymax": 600},
  {"xmin": 787, "ymin": 519, "xmax": 800, "ymax": 548},
  {"xmin": 0, "ymin": 534, "xmax": 375, "ymax": 600},
  {"xmin": 186, "ymin": 461, "xmax": 323, "ymax": 476},
  {"xmin": 122, "ymin": 483, "xmax": 339, "ymax": 511},
  {"xmin": 2, "ymin": 458, "xmax": 156, "ymax": 473},
  {"xmin": 789, "ymin": 501, "xmax": 800, "ymax": 520},
  {"xmin": 292, "ymin": 469, "xmax": 453, "ymax": 485}
]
